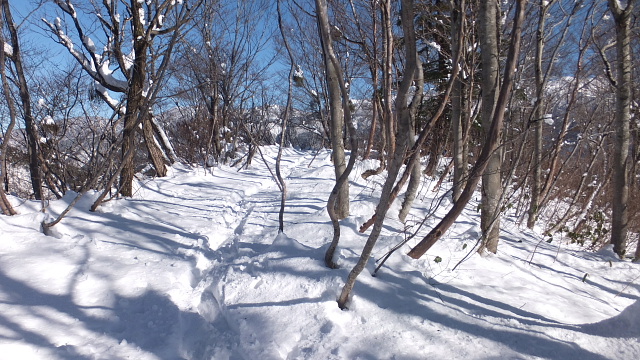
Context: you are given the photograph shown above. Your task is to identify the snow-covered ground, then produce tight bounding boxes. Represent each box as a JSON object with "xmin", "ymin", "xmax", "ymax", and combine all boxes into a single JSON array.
[{"xmin": 1, "ymin": 147, "xmax": 638, "ymax": 359}]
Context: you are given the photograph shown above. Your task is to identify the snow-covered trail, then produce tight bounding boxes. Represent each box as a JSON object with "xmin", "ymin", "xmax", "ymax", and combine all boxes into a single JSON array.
[
  {"xmin": 1, "ymin": 147, "xmax": 639, "ymax": 359},
  {"xmin": 0, "ymin": 147, "xmax": 308, "ymax": 359}
]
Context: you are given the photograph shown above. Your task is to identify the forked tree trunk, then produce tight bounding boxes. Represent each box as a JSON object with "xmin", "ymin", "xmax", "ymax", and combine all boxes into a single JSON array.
[
  {"xmin": 358, "ymin": 19, "xmax": 462, "ymax": 234},
  {"xmin": 337, "ymin": 0, "xmax": 417, "ymax": 309}
]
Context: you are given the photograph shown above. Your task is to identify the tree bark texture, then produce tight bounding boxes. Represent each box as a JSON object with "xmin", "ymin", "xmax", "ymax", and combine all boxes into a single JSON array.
[
  {"xmin": 528, "ymin": 0, "xmax": 553, "ymax": 229},
  {"xmin": 479, "ymin": 0, "xmax": 502, "ymax": 254},
  {"xmin": 3, "ymin": 0, "xmax": 42, "ymax": 200},
  {"xmin": 316, "ymin": 0, "xmax": 349, "ymax": 219},
  {"xmin": 398, "ymin": 54, "xmax": 425, "ymax": 223},
  {"xmin": 316, "ymin": 0, "xmax": 360, "ymax": 268},
  {"xmin": 451, "ymin": 0, "xmax": 466, "ymax": 203},
  {"xmin": 119, "ymin": 0, "xmax": 148, "ymax": 196},
  {"xmin": 0, "ymin": 0, "xmax": 17, "ymax": 215},
  {"xmin": 608, "ymin": 0, "xmax": 633, "ymax": 257}
]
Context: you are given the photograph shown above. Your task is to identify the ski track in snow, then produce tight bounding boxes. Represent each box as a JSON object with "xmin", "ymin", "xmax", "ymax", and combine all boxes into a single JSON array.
[{"xmin": 0, "ymin": 146, "xmax": 639, "ymax": 359}]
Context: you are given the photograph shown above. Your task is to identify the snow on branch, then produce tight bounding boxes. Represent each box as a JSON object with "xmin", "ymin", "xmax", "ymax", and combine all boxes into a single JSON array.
[
  {"xmin": 43, "ymin": 1, "xmax": 128, "ymax": 93},
  {"xmin": 3, "ymin": 43, "xmax": 13, "ymax": 58}
]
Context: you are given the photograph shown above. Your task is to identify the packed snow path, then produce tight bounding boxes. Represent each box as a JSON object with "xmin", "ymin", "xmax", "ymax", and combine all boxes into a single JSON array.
[{"xmin": 1, "ymin": 147, "xmax": 639, "ymax": 359}]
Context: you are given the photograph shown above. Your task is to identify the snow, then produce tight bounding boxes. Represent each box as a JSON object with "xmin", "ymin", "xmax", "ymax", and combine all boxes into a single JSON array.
[
  {"xmin": 139, "ymin": 7, "xmax": 146, "ymax": 26},
  {"xmin": 42, "ymin": 115, "xmax": 55, "ymax": 125},
  {"xmin": 3, "ymin": 42, "xmax": 12, "ymax": 57},
  {"xmin": 94, "ymin": 82, "xmax": 123, "ymax": 112},
  {"xmin": 1, "ymin": 147, "xmax": 639, "ymax": 359},
  {"xmin": 56, "ymin": 0, "xmax": 75, "ymax": 15},
  {"xmin": 83, "ymin": 36, "xmax": 96, "ymax": 53},
  {"xmin": 97, "ymin": 59, "xmax": 127, "ymax": 90},
  {"xmin": 427, "ymin": 40, "xmax": 442, "ymax": 53}
]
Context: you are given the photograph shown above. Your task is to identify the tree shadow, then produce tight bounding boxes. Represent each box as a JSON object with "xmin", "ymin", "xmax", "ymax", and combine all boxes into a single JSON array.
[
  {"xmin": 0, "ymin": 268, "xmax": 213, "ymax": 359},
  {"xmin": 349, "ymin": 268, "xmax": 618, "ymax": 360}
]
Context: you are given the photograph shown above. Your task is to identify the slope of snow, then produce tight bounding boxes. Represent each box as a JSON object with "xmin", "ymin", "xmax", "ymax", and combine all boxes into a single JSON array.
[{"xmin": 0, "ymin": 146, "xmax": 638, "ymax": 359}]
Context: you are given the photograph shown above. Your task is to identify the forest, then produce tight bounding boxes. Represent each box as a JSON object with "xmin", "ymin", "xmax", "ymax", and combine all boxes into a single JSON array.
[
  {"xmin": 2, "ymin": 0, "xmax": 638, "ymax": 259},
  {"xmin": 1, "ymin": 0, "xmax": 640, "ymax": 358}
]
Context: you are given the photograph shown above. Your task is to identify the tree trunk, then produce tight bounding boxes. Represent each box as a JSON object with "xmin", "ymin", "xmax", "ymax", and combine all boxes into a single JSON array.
[
  {"xmin": 150, "ymin": 116, "xmax": 177, "ymax": 164},
  {"xmin": 479, "ymin": 0, "xmax": 502, "ymax": 254},
  {"xmin": 316, "ymin": 0, "xmax": 359, "ymax": 268},
  {"xmin": 142, "ymin": 114, "xmax": 168, "ymax": 177},
  {"xmin": 276, "ymin": 0, "xmax": 295, "ymax": 233},
  {"xmin": 316, "ymin": 0, "xmax": 349, "ymax": 219},
  {"xmin": 399, "ymin": 54, "xmax": 425, "ymax": 223},
  {"xmin": 408, "ymin": 0, "xmax": 526, "ymax": 260},
  {"xmin": 528, "ymin": 0, "xmax": 553, "ymax": 229},
  {"xmin": 451, "ymin": 0, "xmax": 465, "ymax": 202},
  {"xmin": 2, "ymin": 0, "xmax": 42, "ymax": 200},
  {"xmin": 337, "ymin": 0, "xmax": 417, "ymax": 309},
  {"xmin": 120, "ymin": 0, "xmax": 147, "ymax": 197},
  {"xmin": 0, "ymin": 0, "xmax": 17, "ymax": 215},
  {"xmin": 381, "ymin": 0, "xmax": 396, "ymax": 159},
  {"xmin": 608, "ymin": 0, "xmax": 633, "ymax": 258}
]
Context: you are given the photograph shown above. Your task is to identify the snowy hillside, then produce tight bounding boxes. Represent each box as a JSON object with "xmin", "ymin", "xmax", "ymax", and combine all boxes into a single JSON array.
[{"xmin": 0, "ymin": 147, "xmax": 638, "ymax": 359}]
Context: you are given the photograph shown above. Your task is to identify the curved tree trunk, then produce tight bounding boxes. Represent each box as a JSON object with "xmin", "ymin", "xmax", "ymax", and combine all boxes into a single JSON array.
[
  {"xmin": 337, "ymin": 0, "xmax": 417, "ymax": 309},
  {"xmin": 316, "ymin": 0, "xmax": 359, "ymax": 268},
  {"xmin": 316, "ymin": 0, "xmax": 349, "ymax": 219}
]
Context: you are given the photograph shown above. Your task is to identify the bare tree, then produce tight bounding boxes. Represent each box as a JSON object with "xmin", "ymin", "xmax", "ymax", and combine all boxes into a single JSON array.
[
  {"xmin": 408, "ymin": 0, "xmax": 526, "ymax": 259},
  {"xmin": 526, "ymin": 0, "xmax": 553, "ymax": 229},
  {"xmin": 44, "ymin": 0, "xmax": 198, "ymax": 197},
  {"xmin": 275, "ymin": 0, "xmax": 293, "ymax": 233},
  {"xmin": 337, "ymin": 0, "xmax": 419, "ymax": 309},
  {"xmin": 171, "ymin": 0, "xmax": 273, "ymax": 166},
  {"xmin": 2, "ymin": 0, "xmax": 43, "ymax": 200}
]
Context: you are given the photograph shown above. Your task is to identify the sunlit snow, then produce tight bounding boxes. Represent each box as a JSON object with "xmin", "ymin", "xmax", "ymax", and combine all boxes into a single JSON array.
[{"xmin": 0, "ymin": 147, "xmax": 638, "ymax": 359}]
